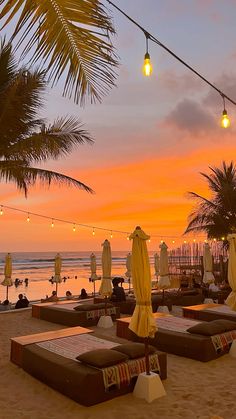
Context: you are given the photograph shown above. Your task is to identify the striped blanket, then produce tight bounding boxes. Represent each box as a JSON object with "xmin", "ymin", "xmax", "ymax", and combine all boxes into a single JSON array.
[
  {"xmin": 211, "ymin": 330, "xmax": 236, "ymax": 353},
  {"xmin": 102, "ymin": 353, "xmax": 160, "ymax": 390},
  {"xmin": 156, "ymin": 316, "xmax": 200, "ymax": 333}
]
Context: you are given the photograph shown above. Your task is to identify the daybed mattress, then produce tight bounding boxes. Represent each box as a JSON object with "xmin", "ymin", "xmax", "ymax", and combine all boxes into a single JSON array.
[
  {"xmin": 20, "ymin": 333, "xmax": 167, "ymax": 406},
  {"xmin": 34, "ymin": 302, "xmax": 120, "ymax": 326},
  {"xmin": 122, "ymin": 316, "xmax": 236, "ymax": 362},
  {"xmin": 183, "ymin": 304, "xmax": 236, "ymax": 322}
]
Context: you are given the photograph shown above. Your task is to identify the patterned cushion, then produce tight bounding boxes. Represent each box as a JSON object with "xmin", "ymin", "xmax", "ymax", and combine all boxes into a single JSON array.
[
  {"xmin": 213, "ymin": 319, "xmax": 236, "ymax": 331},
  {"xmin": 76, "ymin": 349, "xmax": 128, "ymax": 367},
  {"xmin": 111, "ymin": 343, "xmax": 157, "ymax": 359}
]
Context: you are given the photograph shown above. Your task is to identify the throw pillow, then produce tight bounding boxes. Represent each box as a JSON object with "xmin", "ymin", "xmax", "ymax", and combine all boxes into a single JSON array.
[
  {"xmin": 76, "ymin": 349, "xmax": 128, "ymax": 368},
  {"xmin": 112, "ymin": 343, "xmax": 157, "ymax": 359}
]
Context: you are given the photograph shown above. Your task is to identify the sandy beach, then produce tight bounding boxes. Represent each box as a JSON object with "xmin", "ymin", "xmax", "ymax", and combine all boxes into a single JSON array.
[{"xmin": 0, "ymin": 309, "xmax": 235, "ymax": 419}]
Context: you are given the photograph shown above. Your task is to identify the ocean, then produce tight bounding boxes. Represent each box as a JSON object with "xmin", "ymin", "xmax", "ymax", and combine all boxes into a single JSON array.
[{"xmin": 0, "ymin": 251, "xmax": 157, "ymax": 303}]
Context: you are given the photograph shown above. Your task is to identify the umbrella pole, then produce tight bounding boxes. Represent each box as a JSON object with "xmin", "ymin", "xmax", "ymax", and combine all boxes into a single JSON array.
[
  {"xmin": 6, "ymin": 285, "xmax": 9, "ymax": 300},
  {"xmin": 162, "ymin": 289, "xmax": 165, "ymax": 303},
  {"xmin": 55, "ymin": 282, "xmax": 58, "ymax": 296},
  {"xmin": 105, "ymin": 295, "xmax": 107, "ymax": 315},
  {"xmin": 129, "ymin": 277, "xmax": 131, "ymax": 293},
  {"xmin": 144, "ymin": 338, "xmax": 150, "ymax": 375},
  {"xmin": 94, "ymin": 280, "xmax": 96, "ymax": 296}
]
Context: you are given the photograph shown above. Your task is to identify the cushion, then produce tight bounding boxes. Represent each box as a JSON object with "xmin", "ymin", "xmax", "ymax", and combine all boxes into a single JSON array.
[
  {"xmin": 187, "ymin": 321, "xmax": 224, "ymax": 336},
  {"xmin": 73, "ymin": 302, "xmax": 113, "ymax": 311},
  {"xmin": 111, "ymin": 343, "xmax": 157, "ymax": 359},
  {"xmin": 76, "ymin": 349, "xmax": 128, "ymax": 368},
  {"xmin": 213, "ymin": 319, "xmax": 236, "ymax": 332}
]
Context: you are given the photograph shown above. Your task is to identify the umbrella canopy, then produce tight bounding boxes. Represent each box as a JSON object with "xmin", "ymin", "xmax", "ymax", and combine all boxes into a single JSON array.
[
  {"xmin": 203, "ymin": 243, "xmax": 214, "ymax": 284},
  {"xmin": 1, "ymin": 253, "xmax": 13, "ymax": 286},
  {"xmin": 53, "ymin": 253, "xmax": 62, "ymax": 283},
  {"xmin": 99, "ymin": 239, "xmax": 112, "ymax": 297},
  {"xmin": 90, "ymin": 253, "xmax": 98, "ymax": 280},
  {"xmin": 125, "ymin": 252, "xmax": 132, "ymax": 278},
  {"xmin": 154, "ymin": 253, "xmax": 160, "ymax": 277},
  {"xmin": 128, "ymin": 226, "xmax": 156, "ymax": 339},
  {"xmin": 158, "ymin": 242, "xmax": 170, "ymax": 289},
  {"xmin": 226, "ymin": 234, "xmax": 236, "ymax": 310}
]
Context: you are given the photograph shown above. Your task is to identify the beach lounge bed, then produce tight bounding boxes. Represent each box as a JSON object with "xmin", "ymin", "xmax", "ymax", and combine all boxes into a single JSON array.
[
  {"xmin": 116, "ymin": 313, "xmax": 236, "ymax": 362},
  {"xmin": 32, "ymin": 300, "xmax": 120, "ymax": 326},
  {"xmin": 11, "ymin": 326, "xmax": 167, "ymax": 406},
  {"xmin": 183, "ymin": 303, "xmax": 236, "ymax": 322}
]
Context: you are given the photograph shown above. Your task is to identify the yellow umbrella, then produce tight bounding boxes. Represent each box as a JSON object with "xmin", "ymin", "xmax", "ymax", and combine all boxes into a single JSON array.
[
  {"xmin": 226, "ymin": 234, "xmax": 236, "ymax": 310},
  {"xmin": 129, "ymin": 226, "xmax": 157, "ymax": 374},
  {"xmin": 53, "ymin": 253, "xmax": 62, "ymax": 295},
  {"xmin": 203, "ymin": 243, "xmax": 214, "ymax": 284},
  {"xmin": 1, "ymin": 253, "xmax": 13, "ymax": 300},
  {"xmin": 90, "ymin": 253, "xmax": 98, "ymax": 295},
  {"xmin": 125, "ymin": 252, "xmax": 132, "ymax": 292}
]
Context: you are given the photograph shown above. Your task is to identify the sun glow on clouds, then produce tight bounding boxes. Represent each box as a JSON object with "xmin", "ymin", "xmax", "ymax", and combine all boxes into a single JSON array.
[{"xmin": 1, "ymin": 141, "xmax": 236, "ymax": 252}]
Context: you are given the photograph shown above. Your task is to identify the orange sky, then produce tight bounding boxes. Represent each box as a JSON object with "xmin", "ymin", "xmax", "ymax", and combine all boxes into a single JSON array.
[{"xmin": 1, "ymin": 0, "xmax": 236, "ymax": 252}]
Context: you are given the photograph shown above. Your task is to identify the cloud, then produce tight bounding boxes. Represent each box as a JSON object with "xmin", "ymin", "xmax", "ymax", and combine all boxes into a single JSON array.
[{"xmin": 164, "ymin": 98, "xmax": 215, "ymax": 133}]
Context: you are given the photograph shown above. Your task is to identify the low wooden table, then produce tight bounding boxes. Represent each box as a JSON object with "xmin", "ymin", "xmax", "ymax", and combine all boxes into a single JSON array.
[
  {"xmin": 182, "ymin": 303, "xmax": 221, "ymax": 320},
  {"xmin": 116, "ymin": 312, "xmax": 171, "ymax": 340},
  {"xmin": 11, "ymin": 326, "xmax": 92, "ymax": 367}
]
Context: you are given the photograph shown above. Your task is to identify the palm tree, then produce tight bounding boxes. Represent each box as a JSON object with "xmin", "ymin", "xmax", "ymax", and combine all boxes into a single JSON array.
[
  {"xmin": 0, "ymin": 40, "xmax": 94, "ymax": 196},
  {"xmin": 184, "ymin": 161, "xmax": 236, "ymax": 240},
  {"xmin": 0, "ymin": 0, "xmax": 118, "ymax": 105}
]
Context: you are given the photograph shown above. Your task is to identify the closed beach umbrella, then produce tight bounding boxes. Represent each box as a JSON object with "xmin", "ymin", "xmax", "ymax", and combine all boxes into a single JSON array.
[
  {"xmin": 154, "ymin": 253, "xmax": 160, "ymax": 277},
  {"xmin": 1, "ymin": 253, "xmax": 13, "ymax": 300},
  {"xmin": 158, "ymin": 242, "xmax": 170, "ymax": 289},
  {"xmin": 53, "ymin": 253, "xmax": 62, "ymax": 295},
  {"xmin": 90, "ymin": 253, "xmax": 98, "ymax": 295},
  {"xmin": 203, "ymin": 243, "xmax": 214, "ymax": 284},
  {"xmin": 129, "ymin": 226, "xmax": 157, "ymax": 374},
  {"xmin": 99, "ymin": 239, "xmax": 112, "ymax": 298},
  {"xmin": 226, "ymin": 234, "xmax": 236, "ymax": 310},
  {"xmin": 125, "ymin": 252, "xmax": 132, "ymax": 292}
]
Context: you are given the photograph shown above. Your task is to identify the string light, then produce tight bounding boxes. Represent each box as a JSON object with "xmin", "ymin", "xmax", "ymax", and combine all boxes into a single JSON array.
[
  {"xmin": 143, "ymin": 35, "xmax": 152, "ymax": 76},
  {"xmin": 0, "ymin": 204, "xmax": 212, "ymax": 243},
  {"xmin": 106, "ymin": 0, "xmax": 236, "ymax": 125},
  {"xmin": 221, "ymin": 96, "xmax": 230, "ymax": 128}
]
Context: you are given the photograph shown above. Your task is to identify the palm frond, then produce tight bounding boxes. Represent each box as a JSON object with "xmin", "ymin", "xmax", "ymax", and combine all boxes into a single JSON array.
[
  {"xmin": 4, "ymin": 117, "xmax": 93, "ymax": 162},
  {"xmin": 0, "ymin": 0, "xmax": 118, "ymax": 104},
  {"xmin": 0, "ymin": 160, "xmax": 94, "ymax": 197}
]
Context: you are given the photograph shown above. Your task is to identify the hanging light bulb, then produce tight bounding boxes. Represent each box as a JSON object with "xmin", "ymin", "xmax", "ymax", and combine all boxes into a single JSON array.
[
  {"xmin": 73, "ymin": 224, "xmax": 76, "ymax": 232},
  {"xmin": 110, "ymin": 231, "xmax": 113, "ymax": 239},
  {"xmin": 51, "ymin": 219, "xmax": 54, "ymax": 228},
  {"xmin": 172, "ymin": 240, "xmax": 175, "ymax": 244},
  {"xmin": 221, "ymin": 96, "xmax": 230, "ymax": 128},
  {"xmin": 127, "ymin": 235, "xmax": 130, "ymax": 241},
  {"xmin": 143, "ymin": 35, "xmax": 152, "ymax": 76},
  {"xmin": 148, "ymin": 238, "xmax": 151, "ymax": 243},
  {"xmin": 213, "ymin": 238, "xmax": 217, "ymax": 242},
  {"xmin": 193, "ymin": 239, "xmax": 196, "ymax": 243},
  {"xmin": 27, "ymin": 213, "xmax": 30, "ymax": 222},
  {"xmin": 0, "ymin": 206, "xmax": 3, "ymax": 216},
  {"xmin": 92, "ymin": 228, "xmax": 95, "ymax": 236}
]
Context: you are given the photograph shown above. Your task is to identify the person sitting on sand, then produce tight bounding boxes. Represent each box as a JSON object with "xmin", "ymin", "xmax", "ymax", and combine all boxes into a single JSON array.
[
  {"xmin": 65, "ymin": 290, "xmax": 73, "ymax": 300},
  {"xmin": 79, "ymin": 288, "xmax": 88, "ymax": 299},
  {"xmin": 0, "ymin": 299, "xmax": 11, "ymax": 311},
  {"xmin": 41, "ymin": 290, "xmax": 59, "ymax": 303},
  {"xmin": 15, "ymin": 293, "xmax": 29, "ymax": 309},
  {"xmin": 111, "ymin": 278, "xmax": 126, "ymax": 302}
]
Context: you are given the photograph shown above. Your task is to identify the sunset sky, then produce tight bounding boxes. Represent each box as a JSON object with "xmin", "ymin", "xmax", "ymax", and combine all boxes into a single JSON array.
[{"xmin": 1, "ymin": 0, "xmax": 236, "ymax": 252}]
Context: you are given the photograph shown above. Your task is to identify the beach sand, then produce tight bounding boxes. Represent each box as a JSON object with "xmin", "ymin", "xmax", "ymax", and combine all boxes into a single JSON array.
[{"xmin": 1, "ymin": 309, "xmax": 236, "ymax": 419}]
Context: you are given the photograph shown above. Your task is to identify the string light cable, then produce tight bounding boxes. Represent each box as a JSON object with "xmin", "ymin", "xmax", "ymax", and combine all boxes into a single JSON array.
[
  {"xmin": 0, "ymin": 203, "xmax": 213, "ymax": 242},
  {"xmin": 106, "ymin": 0, "xmax": 236, "ymax": 123}
]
